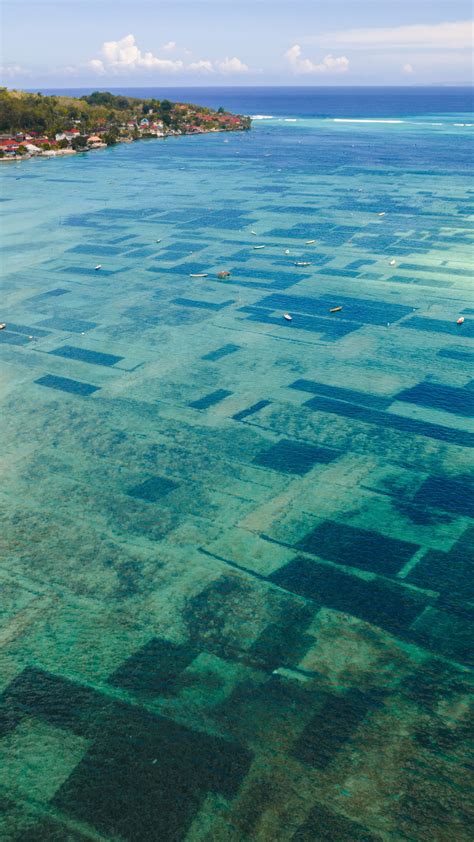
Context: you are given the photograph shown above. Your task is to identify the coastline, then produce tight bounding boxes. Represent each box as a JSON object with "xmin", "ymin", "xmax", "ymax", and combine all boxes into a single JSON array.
[
  {"xmin": 0, "ymin": 124, "xmax": 250, "ymax": 164},
  {"xmin": 0, "ymin": 88, "xmax": 251, "ymax": 163}
]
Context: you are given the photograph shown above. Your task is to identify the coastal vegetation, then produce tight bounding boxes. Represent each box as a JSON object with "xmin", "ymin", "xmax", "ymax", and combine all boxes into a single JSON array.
[{"xmin": 0, "ymin": 88, "xmax": 251, "ymax": 159}]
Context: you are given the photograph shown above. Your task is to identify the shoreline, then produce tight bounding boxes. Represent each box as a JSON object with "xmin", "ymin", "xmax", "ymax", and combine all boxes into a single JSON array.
[{"xmin": 0, "ymin": 124, "xmax": 250, "ymax": 164}]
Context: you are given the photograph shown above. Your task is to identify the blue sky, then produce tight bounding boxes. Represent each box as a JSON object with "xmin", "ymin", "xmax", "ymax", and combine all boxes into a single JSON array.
[{"xmin": 1, "ymin": 0, "xmax": 473, "ymax": 87}]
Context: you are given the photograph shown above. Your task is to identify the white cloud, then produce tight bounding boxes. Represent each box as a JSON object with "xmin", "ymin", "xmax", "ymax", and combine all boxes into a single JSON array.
[
  {"xmin": 310, "ymin": 20, "xmax": 473, "ymax": 50},
  {"xmin": 89, "ymin": 59, "xmax": 105, "ymax": 75},
  {"xmin": 217, "ymin": 56, "xmax": 249, "ymax": 74},
  {"xmin": 90, "ymin": 34, "xmax": 183, "ymax": 74},
  {"xmin": 87, "ymin": 35, "xmax": 250, "ymax": 76},
  {"xmin": 0, "ymin": 63, "xmax": 31, "ymax": 78},
  {"xmin": 403, "ymin": 63, "xmax": 414, "ymax": 74},
  {"xmin": 285, "ymin": 45, "xmax": 349, "ymax": 75},
  {"xmin": 188, "ymin": 60, "xmax": 214, "ymax": 73}
]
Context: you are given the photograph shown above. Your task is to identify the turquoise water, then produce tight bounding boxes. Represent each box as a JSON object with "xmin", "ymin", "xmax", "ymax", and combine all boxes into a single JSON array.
[{"xmin": 0, "ymin": 96, "xmax": 473, "ymax": 841}]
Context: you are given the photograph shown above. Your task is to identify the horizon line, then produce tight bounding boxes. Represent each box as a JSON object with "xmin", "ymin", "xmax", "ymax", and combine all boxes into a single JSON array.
[{"xmin": 21, "ymin": 83, "xmax": 474, "ymax": 90}]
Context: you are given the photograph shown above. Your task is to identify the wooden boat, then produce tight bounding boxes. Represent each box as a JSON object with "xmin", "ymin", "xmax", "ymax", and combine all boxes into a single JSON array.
[
  {"xmin": 329, "ymin": 306, "xmax": 343, "ymax": 313},
  {"xmin": 190, "ymin": 273, "xmax": 208, "ymax": 278},
  {"xmin": 457, "ymin": 317, "xmax": 465, "ymax": 325},
  {"xmin": 217, "ymin": 271, "xmax": 231, "ymax": 278},
  {"xmin": 283, "ymin": 313, "xmax": 293, "ymax": 321}
]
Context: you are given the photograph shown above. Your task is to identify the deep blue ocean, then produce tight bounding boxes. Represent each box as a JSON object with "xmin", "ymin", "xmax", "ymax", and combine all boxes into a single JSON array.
[
  {"xmin": 41, "ymin": 84, "xmax": 474, "ymax": 118},
  {"xmin": 1, "ymin": 87, "xmax": 473, "ymax": 841}
]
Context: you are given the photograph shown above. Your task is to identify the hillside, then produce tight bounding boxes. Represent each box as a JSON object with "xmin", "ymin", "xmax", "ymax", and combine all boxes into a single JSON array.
[{"xmin": 0, "ymin": 88, "xmax": 251, "ymax": 155}]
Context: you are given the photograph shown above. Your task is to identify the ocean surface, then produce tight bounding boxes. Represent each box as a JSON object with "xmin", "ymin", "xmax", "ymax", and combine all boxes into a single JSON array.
[{"xmin": 0, "ymin": 87, "xmax": 473, "ymax": 841}]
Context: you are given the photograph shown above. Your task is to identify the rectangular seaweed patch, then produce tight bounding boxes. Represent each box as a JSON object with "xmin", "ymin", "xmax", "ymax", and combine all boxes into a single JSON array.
[
  {"xmin": 395, "ymin": 381, "xmax": 474, "ymax": 418},
  {"xmin": 29, "ymin": 288, "xmax": 70, "ymax": 300},
  {"xmin": 304, "ymin": 394, "xmax": 474, "ymax": 448},
  {"xmin": 60, "ymin": 266, "xmax": 123, "ymax": 277},
  {"xmin": 201, "ymin": 344, "xmax": 241, "ymax": 361},
  {"xmin": 414, "ymin": 475, "xmax": 474, "ymax": 518},
  {"xmin": 108, "ymin": 638, "xmax": 197, "ymax": 696},
  {"xmin": 403, "ymin": 317, "xmax": 474, "ymax": 338},
  {"xmin": 292, "ymin": 689, "xmax": 376, "ymax": 769},
  {"xmin": 244, "ymin": 310, "xmax": 360, "ymax": 339},
  {"xmin": 297, "ymin": 520, "xmax": 418, "ymax": 575},
  {"xmin": 34, "ymin": 374, "xmax": 100, "ymax": 396},
  {"xmin": 5, "ymin": 322, "xmax": 50, "ymax": 337},
  {"xmin": 254, "ymin": 439, "xmax": 337, "ymax": 474},
  {"xmin": 438, "ymin": 347, "xmax": 474, "ymax": 363},
  {"xmin": 290, "ymin": 379, "xmax": 391, "ymax": 410},
  {"xmin": 49, "ymin": 345, "xmax": 124, "ymax": 367},
  {"xmin": 127, "ymin": 476, "xmax": 178, "ymax": 501},
  {"xmin": 173, "ymin": 298, "xmax": 234, "ymax": 311},
  {"xmin": 38, "ymin": 317, "xmax": 98, "ymax": 333},
  {"xmin": 269, "ymin": 556, "xmax": 427, "ymax": 635},
  {"xmin": 292, "ymin": 801, "xmax": 380, "ymax": 841},
  {"xmin": 189, "ymin": 389, "xmax": 233, "ymax": 410},
  {"xmin": 0, "ymin": 332, "xmax": 31, "ymax": 346},
  {"xmin": 66, "ymin": 244, "xmax": 125, "ymax": 256},
  {"xmin": 233, "ymin": 400, "xmax": 272, "ymax": 422},
  {"xmin": 407, "ymin": 537, "xmax": 474, "ymax": 600}
]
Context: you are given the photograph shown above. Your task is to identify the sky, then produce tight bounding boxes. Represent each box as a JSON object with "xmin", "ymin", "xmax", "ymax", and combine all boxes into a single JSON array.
[{"xmin": 1, "ymin": 0, "xmax": 473, "ymax": 88}]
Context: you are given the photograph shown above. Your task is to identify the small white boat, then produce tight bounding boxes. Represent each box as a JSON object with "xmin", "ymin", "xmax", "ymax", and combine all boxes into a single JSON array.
[
  {"xmin": 156, "ymin": 239, "xmax": 162, "ymax": 243},
  {"xmin": 295, "ymin": 262, "xmax": 311, "ymax": 266},
  {"xmin": 253, "ymin": 245, "xmax": 265, "ymax": 250},
  {"xmin": 378, "ymin": 212, "xmax": 386, "ymax": 217},
  {"xmin": 250, "ymin": 230, "xmax": 257, "ymax": 235},
  {"xmin": 306, "ymin": 239, "xmax": 316, "ymax": 244},
  {"xmin": 284, "ymin": 249, "xmax": 291, "ymax": 255},
  {"xmin": 389, "ymin": 259, "xmax": 397, "ymax": 266},
  {"xmin": 283, "ymin": 313, "xmax": 293, "ymax": 321},
  {"xmin": 457, "ymin": 317, "xmax": 465, "ymax": 325},
  {"xmin": 0, "ymin": 323, "xmax": 6, "ymax": 330},
  {"xmin": 189, "ymin": 273, "xmax": 208, "ymax": 278},
  {"xmin": 95, "ymin": 264, "xmax": 102, "ymax": 270}
]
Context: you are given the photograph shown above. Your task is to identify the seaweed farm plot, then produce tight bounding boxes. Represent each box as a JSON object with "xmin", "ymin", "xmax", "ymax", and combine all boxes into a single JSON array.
[{"xmin": 0, "ymin": 111, "xmax": 473, "ymax": 842}]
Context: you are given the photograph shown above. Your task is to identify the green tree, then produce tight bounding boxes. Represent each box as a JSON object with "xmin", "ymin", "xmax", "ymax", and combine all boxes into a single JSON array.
[
  {"xmin": 103, "ymin": 129, "xmax": 118, "ymax": 145},
  {"xmin": 71, "ymin": 135, "xmax": 86, "ymax": 150},
  {"xmin": 160, "ymin": 99, "xmax": 173, "ymax": 127}
]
